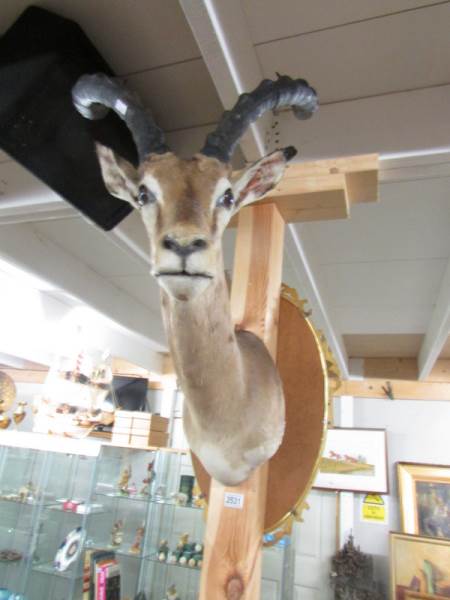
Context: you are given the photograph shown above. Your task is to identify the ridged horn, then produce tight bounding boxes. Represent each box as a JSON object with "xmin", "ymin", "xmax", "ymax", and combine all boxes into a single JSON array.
[
  {"xmin": 72, "ymin": 73, "xmax": 169, "ymax": 161},
  {"xmin": 200, "ymin": 74, "xmax": 318, "ymax": 163}
]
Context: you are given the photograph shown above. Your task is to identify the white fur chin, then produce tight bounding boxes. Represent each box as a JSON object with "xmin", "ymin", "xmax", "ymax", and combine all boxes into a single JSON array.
[
  {"xmin": 158, "ymin": 275, "xmax": 212, "ymax": 301},
  {"xmin": 197, "ymin": 443, "xmax": 252, "ymax": 487}
]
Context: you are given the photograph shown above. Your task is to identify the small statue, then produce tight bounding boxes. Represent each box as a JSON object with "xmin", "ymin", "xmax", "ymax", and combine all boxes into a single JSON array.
[
  {"xmin": 158, "ymin": 539, "xmax": 169, "ymax": 562},
  {"xmin": 171, "ymin": 492, "xmax": 188, "ymax": 506},
  {"xmin": 18, "ymin": 481, "xmax": 35, "ymax": 503},
  {"xmin": 154, "ymin": 484, "xmax": 166, "ymax": 498},
  {"xmin": 130, "ymin": 524, "xmax": 145, "ymax": 554},
  {"xmin": 163, "ymin": 584, "xmax": 180, "ymax": 600},
  {"xmin": 13, "ymin": 401, "xmax": 27, "ymax": 425},
  {"xmin": 330, "ymin": 535, "xmax": 383, "ymax": 600},
  {"xmin": 176, "ymin": 533, "xmax": 189, "ymax": 551},
  {"xmin": 139, "ymin": 461, "xmax": 155, "ymax": 496},
  {"xmin": 118, "ymin": 465, "xmax": 132, "ymax": 495},
  {"xmin": 192, "ymin": 482, "xmax": 206, "ymax": 509},
  {"xmin": 111, "ymin": 520, "xmax": 123, "ymax": 547}
]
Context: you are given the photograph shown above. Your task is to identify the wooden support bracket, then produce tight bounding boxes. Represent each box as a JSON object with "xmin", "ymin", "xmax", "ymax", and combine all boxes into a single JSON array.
[{"xmin": 229, "ymin": 154, "xmax": 378, "ymax": 226}]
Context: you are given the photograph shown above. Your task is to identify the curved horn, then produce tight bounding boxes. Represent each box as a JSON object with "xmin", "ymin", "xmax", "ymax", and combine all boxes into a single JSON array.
[
  {"xmin": 200, "ymin": 74, "xmax": 318, "ymax": 163},
  {"xmin": 72, "ymin": 73, "xmax": 169, "ymax": 161}
]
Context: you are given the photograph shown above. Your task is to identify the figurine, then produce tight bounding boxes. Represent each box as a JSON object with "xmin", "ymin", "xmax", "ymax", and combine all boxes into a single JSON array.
[
  {"xmin": 0, "ymin": 410, "xmax": 11, "ymax": 429},
  {"xmin": 18, "ymin": 481, "xmax": 35, "ymax": 503},
  {"xmin": 128, "ymin": 482, "xmax": 137, "ymax": 496},
  {"xmin": 158, "ymin": 539, "xmax": 169, "ymax": 562},
  {"xmin": 130, "ymin": 524, "xmax": 145, "ymax": 554},
  {"xmin": 154, "ymin": 484, "xmax": 166, "ymax": 498},
  {"xmin": 176, "ymin": 533, "xmax": 189, "ymax": 551},
  {"xmin": 192, "ymin": 483, "xmax": 206, "ymax": 509},
  {"xmin": 111, "ymin": 520, "xmax": 123, "ymax": 547},
  {"xmin": 13, "ymin": 401, "xmax": 27, "ymax": 425},
  {"xmin": 163, "ymin": 584, "xmax": 180, "ymax": 600},
  {"xmin": 171, "ymin": 492, "xmax": 188, "ymax": 506},
  {"xmin": 118, "ymin": 465, "xmax": 132, "ymax": 495},
  {"xmin": 139, "ymin": 461, "xmax": 155, "ymax": 496}
]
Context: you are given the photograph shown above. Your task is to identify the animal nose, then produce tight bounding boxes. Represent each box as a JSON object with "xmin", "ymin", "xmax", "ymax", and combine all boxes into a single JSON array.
[{"xmin": 162, "ymin": 235, "xmax": 208, "ymax": 257}]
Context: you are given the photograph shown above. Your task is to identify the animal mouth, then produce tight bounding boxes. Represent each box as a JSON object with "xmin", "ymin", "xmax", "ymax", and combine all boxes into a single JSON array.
[{"xmin": 155, "ymin": 270, "xmax": 213, "ymax": 279}]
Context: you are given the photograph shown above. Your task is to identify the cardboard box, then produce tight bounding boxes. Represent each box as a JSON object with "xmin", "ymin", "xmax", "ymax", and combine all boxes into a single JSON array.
[
  {"xmin": 133, "ymin": 413, "xmax": 169, "ymax": 432},
  {"xmin": 129, "ymin": 431, "xmax": 169, "ymax": 448}
]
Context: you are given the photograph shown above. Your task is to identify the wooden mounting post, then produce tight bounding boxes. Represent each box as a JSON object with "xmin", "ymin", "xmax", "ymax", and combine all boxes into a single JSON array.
[{"xmin": 199, "ymin": 203, "xmax": 285, "ymax": 600}]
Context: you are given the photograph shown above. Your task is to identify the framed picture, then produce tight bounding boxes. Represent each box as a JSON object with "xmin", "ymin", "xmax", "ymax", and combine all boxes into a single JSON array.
[
  {"xmin": 313, "ymin": 428, "xmax": 388, "ymax": 493},
  {"xmin": 398, "ymin": 462, "xmax": 450, "ymax": 540},
  {"xmin": 390, "ymin": 532, "xmax": 450, "ymax": 599}
]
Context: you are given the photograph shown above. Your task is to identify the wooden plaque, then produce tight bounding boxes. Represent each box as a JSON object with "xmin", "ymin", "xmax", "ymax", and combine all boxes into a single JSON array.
[{"xmin": 192, "ymin": 286, "xmax": 329, "ymax": 532}]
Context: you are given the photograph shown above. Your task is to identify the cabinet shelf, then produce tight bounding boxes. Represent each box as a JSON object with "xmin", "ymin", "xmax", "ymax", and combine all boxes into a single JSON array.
[
  {"xmin": 146, "ymin": 554, "xmax": 201, "ymax": 572},
  {"xmin": 85, "ymin": 541, "xmax": 149, "ymax": 559},
  {"xmin": 94, "ymin": 490, "xmax": 203, "ymax": 511},
  {"xmin": 32, "ymin": 561, "xmax": 83, "ymax": 580},
  {"xmin": 95, "ymin": 490, "xmax": 150, "ymax": 502},
  {"xmin": 151, "ymin": 497, "xmax": 203, "ymax": 510},
  {"xmin": 45, "ymin": 503, "xmax": 105, "ymax": 515}
]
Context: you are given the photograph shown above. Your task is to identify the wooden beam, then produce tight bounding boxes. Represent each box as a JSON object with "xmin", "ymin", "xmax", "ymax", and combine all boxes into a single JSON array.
[
  {"xmin": 0, "ymin": 368, "xmax": 48, "ymax": 385},
  {"xmin": 363, "ymin": 358, "xmax": 419, "ymax": 380},
  {"xmin": 418, "ymin": 258, "xmax": 450, "ymax": 379},
  {"xmin": 179, "ymin": 0, "xmax": 269, "ymax": 161},
  {"xmin": 111, "ymin": 357, "xmax": 150, "ymax": 379},
  {"xmin": 200, "ymin": 203, "xmax": 284, "ymax": 600},
  {"xmin": 362, "ymin": 358, "xmax": 450, "ymax": 382},
  {"xmin": 229, "ymin": 154, "xmax": 378, "ymax": 226},
  {"xmin": 336, "ymin": 378, "xmax": 450, "ymax": 401},
  {"xmin": 230, "ymin": 204, "xmax": 285, "ymax": 356}
]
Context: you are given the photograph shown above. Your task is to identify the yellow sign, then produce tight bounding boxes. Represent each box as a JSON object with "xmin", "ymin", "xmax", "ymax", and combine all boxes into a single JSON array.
[{"xmin": 361, "ymin": 494, "xmax": 387, "ymax": 523}]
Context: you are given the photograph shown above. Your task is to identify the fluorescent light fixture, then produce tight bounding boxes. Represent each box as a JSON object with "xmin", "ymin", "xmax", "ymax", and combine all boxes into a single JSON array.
[{"xmin": 380, "ymin": 146, "xmax": 450, "ymax": 161}]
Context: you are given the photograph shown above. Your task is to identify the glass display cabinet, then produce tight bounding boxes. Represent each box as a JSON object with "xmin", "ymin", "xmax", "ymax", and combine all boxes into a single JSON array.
[
  {"xmin": 30, "ymin": 452, "xmax": 99, "ymax": 600},
  {"xmin": 0, "ymin": 445, "xmax": 48, "ymax": 598},
  {"xmin": 0, "ymin": 434, "xmax": 296, "ymax": 600}
]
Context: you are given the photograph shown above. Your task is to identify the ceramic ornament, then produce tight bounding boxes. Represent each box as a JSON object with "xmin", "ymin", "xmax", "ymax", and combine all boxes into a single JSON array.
[{"xmin": 54, "ymin": 527, "xmax": 85, "ymax": 571}]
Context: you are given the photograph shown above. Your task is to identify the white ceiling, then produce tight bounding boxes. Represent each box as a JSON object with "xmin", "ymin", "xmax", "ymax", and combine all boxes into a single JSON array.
[{"xmin": 0, "ymin": 0, "xmax": 449, "ymax": 373}]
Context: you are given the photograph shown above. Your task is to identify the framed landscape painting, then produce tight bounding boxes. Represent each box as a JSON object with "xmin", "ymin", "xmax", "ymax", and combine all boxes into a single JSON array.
[
  {"xmin": 390, "ymin": 532, "xmax": 450, "ymax": 599},
  {"xmin": 398, "ymin": 462, "xmax": 450, "ymax": 540},
  {"xmin": 313, "ymin": 428, "xmax": 388, "ymax": 493}
]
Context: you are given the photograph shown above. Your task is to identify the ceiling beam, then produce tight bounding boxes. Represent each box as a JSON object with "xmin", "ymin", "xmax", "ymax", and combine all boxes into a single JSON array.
[
  {"xmin": 284, "ymin": 224, "xmax": 349, "ymax": 378},
  {"xmin": 0, "ymin": 222, "xmax": 166, "ymax": 351},
  {"xmin": 418, "ymin": 258, "xmax": 450, "ymax": 380},
  {"xmin": 179, "ymin": 0, "xmax": 271, "ymax": 161}
]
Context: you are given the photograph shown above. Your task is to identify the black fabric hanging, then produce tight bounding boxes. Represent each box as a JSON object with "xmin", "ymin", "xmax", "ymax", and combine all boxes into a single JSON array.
[{"xmin": 0, "ymin": 6, "xmax": 137, "ymax": 230}]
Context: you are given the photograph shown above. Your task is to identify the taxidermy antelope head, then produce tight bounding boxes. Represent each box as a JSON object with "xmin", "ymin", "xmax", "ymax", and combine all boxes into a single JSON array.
[{"xmin": 73, "ymin": 74, "xmax": 317, "ymax": 485}]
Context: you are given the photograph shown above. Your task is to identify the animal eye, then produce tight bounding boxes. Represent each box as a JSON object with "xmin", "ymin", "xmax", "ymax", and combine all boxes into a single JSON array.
[
  {"xmin": 137, "ymin": 185, "xmax": 156, "ymax": 207},
  {"xmin": 216, "ymin": 188, "xmax": 234, "ymax": 209}
]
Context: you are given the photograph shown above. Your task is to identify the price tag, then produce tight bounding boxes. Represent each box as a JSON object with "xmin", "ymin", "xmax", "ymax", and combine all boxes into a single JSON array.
[{"xmin": 224, "ymin": 492, "xmax": 244, "ymax": 510}]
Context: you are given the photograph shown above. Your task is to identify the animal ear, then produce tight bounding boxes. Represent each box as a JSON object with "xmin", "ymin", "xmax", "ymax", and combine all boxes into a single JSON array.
[
  {"xmin": 231, "ymin": 146, "xmax": 297, "ymax": 210},
  {"xmin": 95, "ymin": 143, "xmax": 139, "ymax": 206}
]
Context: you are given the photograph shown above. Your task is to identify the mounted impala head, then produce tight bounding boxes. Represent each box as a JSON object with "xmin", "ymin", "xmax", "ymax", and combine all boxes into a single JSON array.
[{"xmin": 73, "ymin": 74, "xmax": 317, "ymax": 301}]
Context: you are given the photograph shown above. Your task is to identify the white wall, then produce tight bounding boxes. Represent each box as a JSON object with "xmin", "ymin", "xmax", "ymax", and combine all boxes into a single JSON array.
[{"xmin": 351, "ymin": 397, "xmax": 450, "ymax": 593}]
